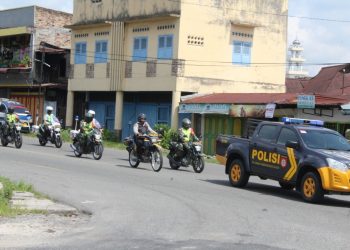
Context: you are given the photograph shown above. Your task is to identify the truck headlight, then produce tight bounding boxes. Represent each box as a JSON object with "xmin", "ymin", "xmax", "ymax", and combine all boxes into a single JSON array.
[{"xmin": 326, "ymin": 158, "xmax": 349, "ymax": 172}]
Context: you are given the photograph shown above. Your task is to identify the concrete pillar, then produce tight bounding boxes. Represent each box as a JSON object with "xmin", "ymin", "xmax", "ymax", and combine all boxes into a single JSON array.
[
  {"xmin": 171, "ymin": 91, "xmax": 181, "ymax": 129},
  {"xmin": 66, "ymin": 91, "xmax": 74, "ymax": 128},
  {"xmin": 114, "ymin": 91, "xmax": 123, "ymax": 141}
]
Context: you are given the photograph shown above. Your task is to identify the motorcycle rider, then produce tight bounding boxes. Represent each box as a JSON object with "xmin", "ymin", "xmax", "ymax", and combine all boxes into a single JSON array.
[
  {"xmin": 79, "ymin": 112, "xmax": 96, "ymax": 148},
  {"xmin": 176, "ymin": 118, "xmax": 199, "ymax": 162},
  {"xmin": 41, "ymin": 106, "xmax": 57, "ymax": 137},
  {"xmin": 133, "ymin": 113, "xmax": 156, "ymax": 154},
  {"xmin": 4, "ymin": 106, "xmax": 19, "ymax": 137},
  {"xmin": 87, "ymin": 110, "xmax": 101, "ymax": 129}
]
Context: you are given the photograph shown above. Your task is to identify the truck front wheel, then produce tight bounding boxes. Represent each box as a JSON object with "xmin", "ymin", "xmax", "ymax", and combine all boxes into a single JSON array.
[
  {"xmin": 228, "ymin": 159, "xmax": 249, "ymax": 188},
  {"xmin": 300, "ymin": 172, "xmax": 324, "ymax": 203}
]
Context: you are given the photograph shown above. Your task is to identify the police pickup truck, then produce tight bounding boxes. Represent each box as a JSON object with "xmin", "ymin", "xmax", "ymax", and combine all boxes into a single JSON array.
[{"xmin": 216, "ymin": 117, "xmax": 350, "ymax": 203}]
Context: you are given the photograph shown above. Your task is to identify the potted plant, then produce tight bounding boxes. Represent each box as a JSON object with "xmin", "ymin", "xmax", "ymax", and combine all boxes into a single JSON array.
[{"xmin": 20, "ymin": 55, "xmax": 31, "ymax": 67}]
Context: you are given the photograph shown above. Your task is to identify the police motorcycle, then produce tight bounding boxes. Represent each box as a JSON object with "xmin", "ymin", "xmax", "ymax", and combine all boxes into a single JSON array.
[
  {"xmin": 124, "ymin": 131, "xmax": 163, "ymax": 172},
  {"xmin": 70, "ymin": 126, "xmax": 104, "ymax": 160},
  {"xmin": 0, "ymin": 122, "xmax": 22, "ymax": 149},
  {"xmin": 167, "ymin": 135, "xmax": 205, "ymax": 173},
  {"xmin": 33, "ymin": 117, "xmax": 62, "ymax": 148}
]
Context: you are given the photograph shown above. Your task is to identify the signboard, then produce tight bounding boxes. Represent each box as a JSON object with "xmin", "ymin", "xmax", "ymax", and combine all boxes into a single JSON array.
[
  {"xmin": 179, "ymin": 103, "xmax": 230, "ymax": 114},
  {"xmin": 229, "ymin": 105, "xmax": 266, "ymax": 118},
  {"xmin": 297, "ymin": 95, "xmax": 315, "ymax": 109},
  {"xmin": 265, "ymin": 103, "xmax": 276, "ymax": 118}
]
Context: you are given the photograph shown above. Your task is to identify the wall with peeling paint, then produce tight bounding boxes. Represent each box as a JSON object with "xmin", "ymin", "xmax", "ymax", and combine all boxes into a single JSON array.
[{"xmin": 73, "ymin": 0, "xmax": 181, "ymax": 24}]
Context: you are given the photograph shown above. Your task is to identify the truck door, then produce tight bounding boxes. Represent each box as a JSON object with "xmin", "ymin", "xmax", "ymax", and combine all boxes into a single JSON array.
[
  {"xmin": 275, "ymin": 127, "xmax": 301, "ymax": 181},
  {"xmin": 251, "ymin": 124, "xmax": 281, "ymax": 178}
]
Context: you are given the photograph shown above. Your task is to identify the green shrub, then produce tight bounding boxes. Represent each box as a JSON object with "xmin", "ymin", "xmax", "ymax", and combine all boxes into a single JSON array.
[
  {"xmin": 154, "ymin": 124, "xmax": 178, "ymax": 149},
  {"xmin": 103, "ymin": 129, "xmax": 117, "ymax": 141}
]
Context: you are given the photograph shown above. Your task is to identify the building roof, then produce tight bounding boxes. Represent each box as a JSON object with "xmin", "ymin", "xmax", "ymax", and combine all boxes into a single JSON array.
[
  {"xmin": 285, "ymin": 77, "xmax": 311, "ymax": 93},
  {"xmin": 286, "ymin": 64, "xmax": 350, "ymax": 96},
  {"xmin": 181, "ymin": 93, "xmax": 348, "ymax": 106}
]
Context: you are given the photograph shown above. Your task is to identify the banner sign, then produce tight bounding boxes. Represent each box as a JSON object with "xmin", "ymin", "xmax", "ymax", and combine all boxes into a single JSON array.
[
  {"xmin": 265, "ymin": 103, "xmax": 276, "ymax": 118},
  {"xmin": 297, "ymin": 95, "xmax": 315, "ymax": 109},
  {"xmin": 229, "ymin": 105, "xmax": 267, "ymax": 118},
  {"xmin": 179, "ymin": 103, "xmax": 230, "ymax": 114}
]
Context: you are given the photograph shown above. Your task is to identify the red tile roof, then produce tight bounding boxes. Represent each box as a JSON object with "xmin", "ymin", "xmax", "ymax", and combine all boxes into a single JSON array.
[{"xmin": 285, "ymin": 78, "xmax": 311, "ymax": 93}]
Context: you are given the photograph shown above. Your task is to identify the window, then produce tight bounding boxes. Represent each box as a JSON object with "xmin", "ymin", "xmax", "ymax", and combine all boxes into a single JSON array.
[
  {"xmin": 232, "ymin": 41, "xmax": 252, "ymax": 65},
  {"xmin": 158, "ymin": 35, "xmax": 173, "ymax": 59},
  {"xmin": 133, "ymin": 37, "xmax": 148, "ymax": 61},
  {"xmin": 95, "ymin": 40, "xmax": 108, "ymax": 63},
  {"xmin": 257, "ymin": 125, "xmax": 279, "ymax": 142},
  {"xmin": 277, "ymin": 128, "xmax": 298, "ymax": 146},
  {"xmin": 75, "ymin": 42, "xmax": 87, "ymax": 64}
]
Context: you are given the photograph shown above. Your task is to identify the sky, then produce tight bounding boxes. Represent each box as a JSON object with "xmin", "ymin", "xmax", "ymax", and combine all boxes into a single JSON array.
[{"xmin": 0, "ymin": 0, "xmax": 349, "ymax": 77}]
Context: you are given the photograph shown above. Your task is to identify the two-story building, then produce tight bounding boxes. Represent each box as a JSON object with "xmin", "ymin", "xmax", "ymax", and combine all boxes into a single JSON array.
[
  {"xmin": 66, "ymin": 0, "xmax": 288, "ymax": 139},
  {"xmin": 0, "ymin": 6, "xmax": 72, "ymax": 123}
]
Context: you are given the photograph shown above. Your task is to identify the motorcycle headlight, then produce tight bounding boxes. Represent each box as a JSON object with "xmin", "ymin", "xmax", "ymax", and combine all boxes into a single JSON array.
[
  {"xmin": 326, "ymin": 158, "xmax": 349, "ymax": 172},
  {"xmin": 195, "ymin": 145, "xmax": 202, "ymax": 152},
  {"xmin": 151, "ymin": 138, "xmax": 157, "ymax": 143}
]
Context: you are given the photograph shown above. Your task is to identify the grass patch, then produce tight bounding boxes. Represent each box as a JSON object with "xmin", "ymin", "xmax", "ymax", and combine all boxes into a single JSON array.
[{"xmin": 0, "ymin": 176, "xmax": 46, "ymax": 217}]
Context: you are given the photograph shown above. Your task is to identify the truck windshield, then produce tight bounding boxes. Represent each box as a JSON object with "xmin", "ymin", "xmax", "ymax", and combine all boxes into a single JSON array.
[{"xmin": 300, "ymin": 130, "xmax": 350, "ymax": 151}]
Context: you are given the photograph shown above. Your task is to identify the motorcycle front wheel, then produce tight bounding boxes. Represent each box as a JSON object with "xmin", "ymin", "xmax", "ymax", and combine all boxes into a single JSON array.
[
  {"xmin": 93, "ymin": 144, "xmax": 103, "ymax": 160},
  {"xmin": 15, "ymin": 134, "xmax": 22, "ymax": 149},
  {"xmin": 192, "ymin": 156, "xmax": 205, "ymax": 173},
  {"xmin": 55, "ymin": 136, "xmax": 63, "ymax": 148},
  {"xmin": 151, "ymin": 147, "xmax": 163, "ymax": 172},
  {"xmin": 129, "ymin": 148, "xmax": 140, "ymax": 168},
  {"xmin": 73, "ymin": 142, "xmax": 82, "ymax": 157}
]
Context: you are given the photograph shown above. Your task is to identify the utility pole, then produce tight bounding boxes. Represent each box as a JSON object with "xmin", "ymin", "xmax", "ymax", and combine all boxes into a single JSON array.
[{"xmin": 35, "ymin": 50, "xmax": 50, "ymax": 125}]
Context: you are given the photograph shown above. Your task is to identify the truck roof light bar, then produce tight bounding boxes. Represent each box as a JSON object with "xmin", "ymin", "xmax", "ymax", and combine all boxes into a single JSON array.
[{"xmin": 282, "ymin": 117, "xmax": 324, "ymax": 127}]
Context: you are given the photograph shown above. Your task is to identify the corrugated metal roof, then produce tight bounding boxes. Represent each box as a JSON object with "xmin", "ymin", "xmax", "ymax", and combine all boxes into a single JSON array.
[{"xmin": 182, "ymin": 93, "xmax": 348, "ymax": 106}]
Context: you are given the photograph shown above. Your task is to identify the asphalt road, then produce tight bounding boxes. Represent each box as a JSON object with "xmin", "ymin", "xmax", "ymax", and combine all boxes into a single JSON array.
[{"xmin": 1, "ymin": 137, "xmax": 350, "ymax": 250}]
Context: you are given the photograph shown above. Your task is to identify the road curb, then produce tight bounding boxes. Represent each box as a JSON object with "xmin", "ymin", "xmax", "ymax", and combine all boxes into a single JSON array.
[{"xmin": 10, "ymin": 191, "xmax": 78, "ymax": 216}]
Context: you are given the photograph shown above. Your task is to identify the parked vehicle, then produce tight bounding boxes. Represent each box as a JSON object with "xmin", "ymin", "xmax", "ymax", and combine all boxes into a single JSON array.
[
  {"xmin": 70, "ymin": 128, "xmax": 104, "ymax": 160},
  {"xmin": 0, "ymin": 99, "xmax": 32, "ymax": 132},
  {"xmin": 32, "ymin": 117, "xmax": 62, "ymax": 148},
  {"xmin": 167, "ymin": 140, "xmax": 205, "ymax": 173},
  {"xmin": 0, "ymin": 122, "xmax": 22, "ymax": 148},
  {"xmin": 124, "ymin": 133, "xmax": 163, "ymax": 172},
  {"xmin": 216, "ymin": 117, "xmax": 350, "ymax": 203}
]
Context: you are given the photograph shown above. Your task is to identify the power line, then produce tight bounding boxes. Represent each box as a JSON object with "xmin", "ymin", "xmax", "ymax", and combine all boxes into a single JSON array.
[
  {"xmin": 2, "ymin": 44, "xmax": 347, "ymax": 69},
  {"xmin": 166, "ymin": 0, "xmax": 350, "ymax": 23}
]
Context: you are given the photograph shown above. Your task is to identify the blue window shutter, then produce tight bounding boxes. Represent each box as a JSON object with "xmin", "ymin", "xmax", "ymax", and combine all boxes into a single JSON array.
[
  {"xmin": 75, "ymin": 43, "xmax": 81, "ymax": 64},
  {"xmin": 158, "ymin": 35, "xmax": 173, "ymax": 60},
  {"xmin": 81, "ymin": 43, "xmax": 87, "ymax": 64},
  {"xmin": 233, "ymin": 41, "xmax": 242, "ymax": 64},
  {"xmin": 75, "ymin": 42, "xmax": 87, "ymax": 64},
  {"xmin": 95, "ymin": 41, "xmax": 108, "ymax": 63},
  {"xmin": 242, "ymin": 42, "xmax": 251, "ymax": 65},
  {"xmin": 133, "ymin": 37, "xmax": 147, "ymax": 61}
]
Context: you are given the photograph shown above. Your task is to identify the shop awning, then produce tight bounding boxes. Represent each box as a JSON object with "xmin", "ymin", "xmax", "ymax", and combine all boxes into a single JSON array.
[{"xmin": 0, "ymin": 26, "xmax": 31, "ymax": 37}]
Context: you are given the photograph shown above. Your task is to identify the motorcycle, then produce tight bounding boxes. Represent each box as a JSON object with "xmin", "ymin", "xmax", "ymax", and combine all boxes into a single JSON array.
[
  {"xmin": 0, "ymin": 122, "xmax": 23, "ymax": 149},
  {"xmin": 167, "ymin": 140, "xmax": 205, "ymax": 173},
  {"xmin": 70, "ymin": 128, "xmax": 104, "ymax": 160},
  {"xmin": 33, "ymin": 118, "xmax": 62, "ymax": 148},
  {"xmin": 124, "ymin": 133, "xmax": 163, "ymax": 172}
]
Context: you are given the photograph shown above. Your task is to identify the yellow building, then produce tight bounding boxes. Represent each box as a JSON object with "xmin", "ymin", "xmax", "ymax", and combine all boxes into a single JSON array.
[{"xmin": 66, "ymin": 0, "xmax": 288, "ymax": 139}]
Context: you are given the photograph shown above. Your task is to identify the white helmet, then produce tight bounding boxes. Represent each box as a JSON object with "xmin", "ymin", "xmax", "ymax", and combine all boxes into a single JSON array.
[
  {"xmin": 46, "ymin": 106, "xmax": 53, "ymax": 111},
  {"xmin": 88, "ymin": 110, "xmax": 95, "ymax": 116}
]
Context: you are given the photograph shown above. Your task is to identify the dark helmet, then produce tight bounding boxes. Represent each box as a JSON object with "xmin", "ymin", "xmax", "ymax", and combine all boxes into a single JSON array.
[
  {"xmin": 138, "ymin": 113, "xmax": 146, "ymax": 122},
  {"xmin": 8, "ymin": 106, "xmax": 14, "ymax": 114},
  {"xmin": 85, "ymin": 112, "xmax": 93, "ymax": 123},
  {"xmin": 182, "ymin": 118, "xmax": 191, "ymax": 129}
]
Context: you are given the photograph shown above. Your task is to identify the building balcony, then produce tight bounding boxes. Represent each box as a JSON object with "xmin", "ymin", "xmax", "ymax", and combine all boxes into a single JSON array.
[
  {"xmin": 0, "ymin": 67, "xmax": 33, "ymax": 86},
  {"xmin": 289, "ymin": 57, "xmax": 305, "ymax": 62}
]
